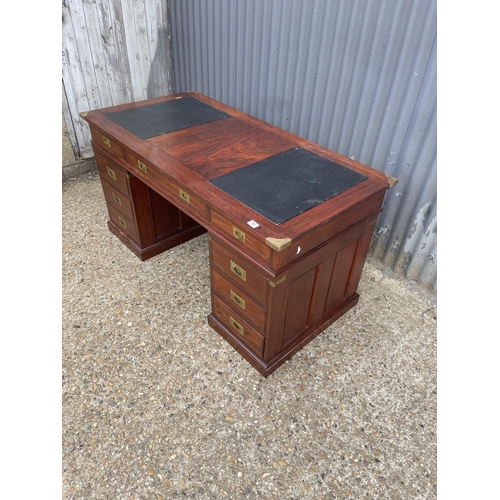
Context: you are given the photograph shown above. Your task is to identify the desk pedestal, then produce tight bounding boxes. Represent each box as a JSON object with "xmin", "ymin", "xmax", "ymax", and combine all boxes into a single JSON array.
[
  {"xmin": 95, "ymin": 147, "xmax": 206, "ymax": 261},
  {"xmin": 207, "ymin": 213, "xmax": 376, "ymax": 377}
]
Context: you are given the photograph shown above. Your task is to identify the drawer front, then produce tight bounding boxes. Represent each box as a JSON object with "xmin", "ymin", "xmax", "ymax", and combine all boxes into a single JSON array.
[
  {"xmin": 90, "ymin": 128, "xmax": 124, "ymax": 159},
  {"xmin": 125, "ymin": 152, "xmax": 209, "ymax": 221},
  {"xmin": 212, "ymin": 271, "xmax": 267, "ymax": 332},
  {"xmin": 210, "ymin": 237, "xmax": 269, "ymax": 306},
  {"xmin": 107, "ymin": 204, "xmax": 139, "ymax": 243},
  {"xmin": 168, "ymin": 181, "xmax": 209, "ymax": 220},
  {"xmin": 212, "ymin": 295, "xmax": 264, "ymax": 358},
  {"xmin": 124, "ymin": 151, "xmax": 152, "ymax": 178},
  {"xmin": 95, "ymin": 153, "xmax": 131, "ymax": 197},
  {"xmin": 100, "ymin": 178, "xmax": 135, "ymax": 221},
  {"xmin": 211, "ymin": 210, "xmax": 272, "ymax": 263}
]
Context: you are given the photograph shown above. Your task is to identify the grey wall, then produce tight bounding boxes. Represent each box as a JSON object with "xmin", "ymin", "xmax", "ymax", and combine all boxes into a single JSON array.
[{"xmin": 170, "ymin": 0, "xmax": 437, "ymax": 289}]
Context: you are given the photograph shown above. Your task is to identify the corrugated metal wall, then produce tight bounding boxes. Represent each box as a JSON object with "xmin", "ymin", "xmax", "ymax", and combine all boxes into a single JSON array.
[
  {"xmin": 170, "ymin": 0, "xmax": 437, "ymax": 289},
  {"xmin": 62, "ymin": 0, "xmax": 173, "ymax": 158}
]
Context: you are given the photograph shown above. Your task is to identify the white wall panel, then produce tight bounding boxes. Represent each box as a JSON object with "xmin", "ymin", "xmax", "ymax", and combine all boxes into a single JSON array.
[{"xmin": 62, "ymin": 0, "xmax": 173, "ymax": 158}]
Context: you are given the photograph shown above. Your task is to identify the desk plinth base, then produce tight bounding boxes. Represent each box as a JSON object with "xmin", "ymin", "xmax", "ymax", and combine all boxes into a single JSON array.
[
  {"xmin": 108, "ymin": 220, "xmax": 207, "ymax": 261},
  {"xmin": 208, "ymin": 293, "xmax": 359, "ymax": 377}
]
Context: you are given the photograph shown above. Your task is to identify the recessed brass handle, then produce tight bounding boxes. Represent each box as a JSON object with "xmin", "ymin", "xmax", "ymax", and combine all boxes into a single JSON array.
[
  {"xmin": 230, "ymin": 290, "xmax": 246, "ymax": 310},
  {"xmin": 102, "ymin": 136, "xmax": 111, "ymax": 148},
  {"xmin": 118, "ymin": 216, "xmax": 127, "ymax": 229},
  {"xmin": 179, "ymin": 189, "xmax": 190, "ymax": 203},
  {"xmin": 112, "ymin": 192, "xmax": 122, "ymax": 206},
  {"xmin": 229, "ymin": 316, "xmax": 244, "ymax": 336},
  {"xmin": 232, "ymin": 227, "xmax": 245, "ymax": 242},
  {"xmin": 137, "ymin": 160, "xmax": 147, "ymax": 173},
  {"xmin": 106, "ymin": 166, "xmax": 116, "ymax": 181},
  {"xmin": 230, "ymin": 261, "xmax": 246, "ymax": 281}
]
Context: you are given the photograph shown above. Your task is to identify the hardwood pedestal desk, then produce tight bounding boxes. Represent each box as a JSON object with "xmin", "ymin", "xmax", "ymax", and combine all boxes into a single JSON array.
[{"xmin": 82, "ymin": 92, "xmax": 394, "ymax": 377}]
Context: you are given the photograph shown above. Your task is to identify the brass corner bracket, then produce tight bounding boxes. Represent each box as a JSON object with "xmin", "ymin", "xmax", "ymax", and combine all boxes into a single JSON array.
[
  {"xmin": 269, "ymin": 276, "xmax": 287, "ymax": 288},
  {"xmin": 386, "ymin": 174, "xmax": 398, "ymax": 188},
  {"xmin": 265, "ymin": 237, "xmax": 292, "ymax": 252}
]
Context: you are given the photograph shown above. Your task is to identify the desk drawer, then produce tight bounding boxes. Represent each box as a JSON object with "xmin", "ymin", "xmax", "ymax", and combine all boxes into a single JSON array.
[
  {"xmin": 101, "ymin": 178, "xmax": 135, "ymax": 222},
  {"xmin": 96, "ymin": 152, "xmax": 131, "ymax": 197},
  {"xmin": 107, "ymin": 204, "xmax": 139, "ymax": 243},
  {"xmin": 167, "ymin": 181, "xmax": 209, "ymax": 220},
  {"xmin": 90, "ymin": 128, "xmax": 124, "ymax": 159},
  {"xmin": 124, "ymin": 151, "xmax": 152, "ymax": 178},
  {"xmin": 212, "ymin": 271, "xmax": 267, "ymax": 332},
  {"xmin": 211, "ymin": 210, "xmax": 271, "ymax": 263},
  {"xmin": 210, "ymin": 237, "xmax": 269, "ymax": 306},
  {"xmin": 212, "ymin": 295, "xmax": 264, "ymax": 358},
  {"xmin": 125, "ymin": 152, "xmax": 209, "ymax": 221}
]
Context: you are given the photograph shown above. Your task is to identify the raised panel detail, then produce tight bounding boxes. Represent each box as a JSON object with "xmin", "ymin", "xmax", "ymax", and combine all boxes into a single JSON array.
[
  {"xmin": 282, "ymin": 267, "xmax": 317, "ymax": 345},
  {"xmin": 324, "ymin": 240, "xmax": 360, "ymax": 313}
]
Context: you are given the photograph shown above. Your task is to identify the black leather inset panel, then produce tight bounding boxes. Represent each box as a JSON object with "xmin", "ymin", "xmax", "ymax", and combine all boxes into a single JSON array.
[
  {"xmin": 105, "ymin": 97, "xmax": 230, "ymax": 139},
  {"xmin": 210, "ymin": 147, "xmax": 368, "ymax": 225}
]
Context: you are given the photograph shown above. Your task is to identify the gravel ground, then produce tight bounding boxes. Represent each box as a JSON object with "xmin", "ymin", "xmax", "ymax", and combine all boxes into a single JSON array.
[{"xmin": 62, "ymin": 170, "xmax": 437, "ymax": 499}]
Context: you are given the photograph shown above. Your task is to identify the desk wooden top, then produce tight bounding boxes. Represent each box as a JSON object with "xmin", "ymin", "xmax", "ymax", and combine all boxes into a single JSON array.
[{"xmin": 83, "ymin": 91, "xmax": 390, "ymax": 245}]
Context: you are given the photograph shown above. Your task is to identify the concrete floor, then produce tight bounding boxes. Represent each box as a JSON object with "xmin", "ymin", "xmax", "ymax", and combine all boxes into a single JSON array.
[{"xmin": 62, "ymin": 170, "xmax": 437, "ymax": 499}]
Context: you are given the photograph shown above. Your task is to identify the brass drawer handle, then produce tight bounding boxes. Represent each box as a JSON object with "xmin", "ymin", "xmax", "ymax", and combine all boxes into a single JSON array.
[
  {"xmin": 232, "ymin": 227, "xmax": 245, "ymax": 242},
  {"xmin": 117, "ymin": 216, "xmax": 128, "ymax": 229},
  {"xmin": 230, "ymin": 290, "xmax": 246, "ymax": 310},
  {"xmin": 106, "ymin": 166, "xmax": 116, "ymax": 181},
  {"xmin": 112, "ymin": 192, "xmax": 122, "ymax": 206},
  {"xmin": 230, "ymin": 261, "xmax": 246, "ymax": 281},
  {"xmin": 179, "ymin": 189, "xmax": 190, "ymax": 203},
  {"xmin": 137, "ymin": 159, "xmax": 147, "ymax": 173},
  {"xmin": 102, "ymin": 135, "xmax": 111, "ymax": 148},
  {"xmin": 229, "ymin": 316, "xmax": 244, "ymax": 336}
]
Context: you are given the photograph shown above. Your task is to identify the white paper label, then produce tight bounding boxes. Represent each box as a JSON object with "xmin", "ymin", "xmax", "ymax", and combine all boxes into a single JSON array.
[{"xmin": 247, "ymin": 220, "xmax": 260, "ymax": 228}]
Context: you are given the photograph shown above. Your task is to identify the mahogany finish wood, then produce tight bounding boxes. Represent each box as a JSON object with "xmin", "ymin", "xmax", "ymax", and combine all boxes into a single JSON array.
[{"xmin": 82, "ymin": 92, "xmax": 393, "ymax": 377}]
